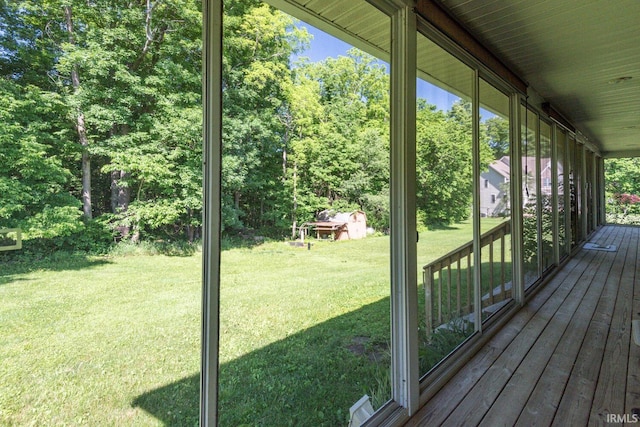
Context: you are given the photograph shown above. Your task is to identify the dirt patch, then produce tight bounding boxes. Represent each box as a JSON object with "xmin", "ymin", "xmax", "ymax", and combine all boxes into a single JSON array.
[
  {"xmin": 347, "ymin": 336, "xmax": 369, "ymax": 356},
  {"xmin": 347, "ymin": 336, "xmax": 388, "ymax": 362}
]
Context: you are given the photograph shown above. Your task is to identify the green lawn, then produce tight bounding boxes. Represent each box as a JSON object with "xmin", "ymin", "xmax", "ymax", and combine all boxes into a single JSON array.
[
  {"xmin": 0, "ymin": 219, "xmax": 506, "ymax": 426},
  {"xmin": 0, "ymin": 254, "xmax": 201, "ymax": 426}
]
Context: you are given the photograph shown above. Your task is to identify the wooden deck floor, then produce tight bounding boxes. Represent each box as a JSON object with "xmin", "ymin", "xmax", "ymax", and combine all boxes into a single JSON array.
[{"xmin": 406, "ymin": 225, "xmax": 640, "ymax": 426}]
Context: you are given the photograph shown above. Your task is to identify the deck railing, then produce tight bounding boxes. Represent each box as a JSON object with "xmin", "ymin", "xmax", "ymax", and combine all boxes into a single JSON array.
[{"xmin": 423, "ymin": 220, "xmax": 511, "ymax": 335}]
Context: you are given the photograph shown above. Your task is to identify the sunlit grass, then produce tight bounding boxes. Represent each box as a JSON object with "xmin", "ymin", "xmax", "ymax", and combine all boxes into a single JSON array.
[
  {"xmin": 0, "ymin": 219, "xmax": 506, "ymax": 426},
  {"xmin": 0, "ymin": 255, "xmax": 201, "ymax": 426}
]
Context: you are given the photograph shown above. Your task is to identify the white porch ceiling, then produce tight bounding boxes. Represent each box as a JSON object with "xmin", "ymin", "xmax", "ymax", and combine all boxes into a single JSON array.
[
  {"xmin": 434, "ymin": 0, "xmax": 640, "ymax": 157},
  {"xmin": 269, "ymin": 0, "xmax": 640, "ymax": 157}
]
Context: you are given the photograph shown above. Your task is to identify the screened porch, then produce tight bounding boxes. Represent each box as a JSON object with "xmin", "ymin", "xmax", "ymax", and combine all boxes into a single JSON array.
[
  {"xmin": 201, "ymin": 0, "xmax": 640, "ymax": 425},
  {"xmin": 408, "ymin": 224, "xmax": 640, "ymax": 425}
]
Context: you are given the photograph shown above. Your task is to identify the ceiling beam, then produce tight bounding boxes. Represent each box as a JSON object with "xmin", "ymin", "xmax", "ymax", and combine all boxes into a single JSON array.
[{"xmin": 415, "ymin": 0, "xmax": 526, "ymax": 94}]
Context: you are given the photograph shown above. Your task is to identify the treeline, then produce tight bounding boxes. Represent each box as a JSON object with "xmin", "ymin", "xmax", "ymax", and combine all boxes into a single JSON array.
[{"xmin": 0, "ymin": 0, "xmax": 506, "ymax": 250}]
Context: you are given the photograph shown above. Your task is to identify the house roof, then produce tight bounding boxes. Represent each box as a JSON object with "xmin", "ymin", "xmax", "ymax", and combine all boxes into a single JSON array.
[
  {"xmin": 316, "ymin": 210, "xmax": 366, "ymax": 223},
  {"xmin": 489, "ymin": 156, "xmax": 511, "ymax": 178},
  {"xmin": 489, "ymin": 156, "xmax": 555, "ymax": 179}
]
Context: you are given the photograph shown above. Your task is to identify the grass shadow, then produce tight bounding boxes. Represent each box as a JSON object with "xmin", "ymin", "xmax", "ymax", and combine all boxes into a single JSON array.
[
  {"xmin": 152, "ymin": 242, "xmax": 200, "ymax": 257},
  {"xmin": 0, "ymin": 252, "xmax": 111, "ymax": 285},
  {"xmin": 132, "ymin": 375, "xmax": 200, "ymax": 426},
  {"xmin": 426, "ymin": 223, "xmax": 462, "ymax": 231},
  {"xmin": 220, "ymin": 236, "xmax": 268, "ymax": 251},
  {"xmin": 133, "ymin": 299, "xmax": 391, "ymax": 427}
]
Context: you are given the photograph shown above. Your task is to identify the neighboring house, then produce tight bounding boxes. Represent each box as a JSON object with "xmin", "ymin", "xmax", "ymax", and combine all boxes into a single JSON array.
[
  {"xmin": 480, "ymin": 156, "xmax": 510, "ymax": 217},
  {"xmin": 307, "ymin": 210, "xmax": 368, "ymax": 240},
  {"xmin": 539, "ymin": 158, "xmax": 554, "ymax": 195},
  {"xmin": 522, "ymin": 156, "xmax": 554, "ymax": 207},
  {"xmin": 480, "ymin": 156, "xmax": 556, "ymax": 217}
]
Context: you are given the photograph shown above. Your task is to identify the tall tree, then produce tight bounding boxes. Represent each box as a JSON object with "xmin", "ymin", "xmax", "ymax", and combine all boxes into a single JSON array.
[
  {"xmin": 63, "ymin": 4, "xmax": 92, "ymax": 218},
  {"xmin": 0, "ymin": 79, "xmax": 81, "ymax": 237},
  {"xmin": 288, "ymin": 50, "xmax": 390, "ymax": 230},
  {"xmin": 221, "ymin": 1, "xmax": 308, "ymax": 233},
  {"xmin": 484, "ymin": 116, "xmax": 510, "ymax": 159},
  {"xmin": 416, "ymin": 99, "xmax": 491, "ymax": 226}
]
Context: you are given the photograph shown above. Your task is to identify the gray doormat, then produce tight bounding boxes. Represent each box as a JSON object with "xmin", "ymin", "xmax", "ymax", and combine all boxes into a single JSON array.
[{"xmin": 584, "ymin": 242, "xmax": 617, "ymax": 252}]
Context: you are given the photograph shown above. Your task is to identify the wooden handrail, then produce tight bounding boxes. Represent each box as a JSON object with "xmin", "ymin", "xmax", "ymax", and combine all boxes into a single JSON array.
[
  {"xmin": 0, "ymin": 228, "xmax": 22, "ymax": 252},
  {"xmin": 423, "ymin": 220, "xmax": 511, "ymax": 336}
]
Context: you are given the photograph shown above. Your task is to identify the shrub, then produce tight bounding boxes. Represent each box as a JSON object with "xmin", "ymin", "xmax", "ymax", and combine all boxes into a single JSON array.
[{"xmin": 18, "ymin": 218, "xmax": 114, "ymax": 257}]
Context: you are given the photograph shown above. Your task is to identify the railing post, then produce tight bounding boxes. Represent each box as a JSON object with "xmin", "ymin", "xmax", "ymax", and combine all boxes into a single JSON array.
[
  {"xmin": 421, "ymin": 221, "xmax": 511, "ymax": 332},
  {"xmin": 447, "ymin": 264, "xmax": 452, "ymax": 323},
  {"xmin": 466, "ymin": 253, "xmax": 472, "ymax": 316},
  {"xmin": 456, "ymin": 258, "xmax": 462, "ymax": 318},
  {"xmin": 424, "ymin": 266, "xmax": 433, "ymax": 338},
  {"xmin": 488, "ymin": 239, "xmax": 494, "ymax": 306},
  {"xmin": 437, "ymin": 269, "xmax": 443, "ymax": 325},
  {"xmin": 500, "ymin": 232, "xmax": 506, "ymax": 300}
]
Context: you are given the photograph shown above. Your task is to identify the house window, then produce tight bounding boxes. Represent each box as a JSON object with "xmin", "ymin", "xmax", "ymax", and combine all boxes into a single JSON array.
[
  {"xmin": 484, "ymin": 179, "xmax": 489, "ymax": 188},
  {"xmin": 491, "ymin": 194, "xmax": 496, "ymax": 204}
]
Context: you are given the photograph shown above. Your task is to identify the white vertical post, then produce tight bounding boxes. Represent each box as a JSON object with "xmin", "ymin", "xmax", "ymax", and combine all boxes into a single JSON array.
[
  {"xmin": 580, "ymin": 144, "xmax": 590, "ymax": 241},
  {"xmin": 390, "ymin": 3, "xmax": 419, "ymax": 415},
  {"xmin": 551, "ymin": 124, "xmax": 560, "ymax": 266},
  {"xmin": 562, "ymin": 133, "xmax": 573, "ymax": 255},
  {"xmin": 509, "ymin": 94, "xmax": 524, "ymax": 305},
  {"xmin": 201, "ymin": 0, "xmax": 222, "ymax": 425},
  {"xmin": 598, "ymin": 156, "xmax": 606, "ymax": 225},
  {"xmin": 534, "ymin": 114, "xmax": 542, "ymax": 276},
  {"xmin": 472, "ymin": 70, "xmax": 482, "ymax": 332},
  {"xmin": 591, "ymin": 153, "xmax": 598, "ymax": 230}
]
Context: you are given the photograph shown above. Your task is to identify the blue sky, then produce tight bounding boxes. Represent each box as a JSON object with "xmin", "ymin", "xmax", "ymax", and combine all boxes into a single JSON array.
[
  {"xmin": 293, "ymin": 22, "xmax": 461, "ymax": 112},
  {"xmin": 293, "ymin": 24, "xmax": 353, "ymax": 63}
]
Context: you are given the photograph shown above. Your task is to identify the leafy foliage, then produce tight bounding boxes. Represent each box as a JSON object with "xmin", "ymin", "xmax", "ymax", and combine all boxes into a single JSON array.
[
  {"xmin": 416, "ymin": 99, "xmax": 493, "ymax": 227},
  {"xmin": 0, "ymin": 79, "xmax": 79, "ymax": 235},
  {"xmin": 605, "ymin": 158, "xmax": 640, "ymax": 220},
  {"xmin": 2, "ymin": 0, "xmax": 503, "ymax": 251},
  {"xmin": 285, "ymin": 51, "xmax": 390, "ymax": 231}
]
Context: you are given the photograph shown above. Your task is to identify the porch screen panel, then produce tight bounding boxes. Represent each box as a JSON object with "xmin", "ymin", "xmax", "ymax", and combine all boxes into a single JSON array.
[
  {"xmin": 556, "ymin": 128, "xmax": 568, "ymax": 258},
  {"xmin": 568, "ymin": 137, "xmax": 579, "ymax": 248},
  {"xmin": 415, "ymin": 31, "xmax": 475, "ymax": 378},
  {"xmin": 539, "ymin": 120, "xmax": 553, "ymax": 272},
  {"xmin": 218, "ymin": 2, "xmax": 393, "ymax": 425},
  {"xmin": 479, "ymin": 78, "xmax": 512, "ymax": 323},
  {"xmin": 596, "ymin": 156, "xmax": 604, "ymax": 226},
  {"xmin": 585, "ymin": 150, "xmax": 594, "ymax": 233},
  {"xmin": 574, "ymin": 142, "xmax": 584, "ymax": 243},
  {"xmin": 521, "ymin": 106, "xmax": 539, "ymax": 288}
]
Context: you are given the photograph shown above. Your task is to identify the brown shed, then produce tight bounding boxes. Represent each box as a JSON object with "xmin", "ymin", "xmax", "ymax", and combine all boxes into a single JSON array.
[{"xmin": 308, "ymin": 210, "xmax": 367, "ymax": 241}]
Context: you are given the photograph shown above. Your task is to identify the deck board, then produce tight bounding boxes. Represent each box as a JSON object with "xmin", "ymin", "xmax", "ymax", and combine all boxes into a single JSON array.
[
  {"xmin": 515, "ymin": 230, "xmax": 617, "ymax": 426},
  {"xmin": 480, "ymin": 226, "xmax": 617, "ymax": 426},
  {"xmin": 406, "ymin": 225, "xmax": 639, "ymax": 427},
  {"xmin": 588, "ymin": 226, "xmax": 636, "ymax": 425},
  {"xmin": 514, "ymin": 226, "xmax": 621, "ymax": 427},
  {"xmin": 407, "ymin": 251, "xmax": 595, "ymax": 426},
  {"xmin": 626, "ymin": 228, "xmax": 640, "ymax": 419},
  {"xmin": 550, "ymin": 228, "xmax": 630, "ymax": 427}
]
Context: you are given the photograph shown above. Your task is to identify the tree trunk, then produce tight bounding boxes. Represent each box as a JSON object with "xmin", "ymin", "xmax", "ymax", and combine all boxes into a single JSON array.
[
  {"xmin": 291, "ymin": 161, "xmax": 298, "ymax": 239},
  {"xmin": 80, "ymin": 118, "xmax": 92, "ymax": 219},
  {"xmin": 186, "ymin": 207, "xmax": 194, "ymax": 242},
  {"xmin": 234, "ymin": 191, "xmax": 241, "ymax": 211},
  {"xmin": 110, "ymin": 170, "xmax": 131, "ymax": 214},
  {"xmin": 111, "ymin": 170, "xmax": 131, "ymax": 238},
  {"xmin": 64, "ymin": 6, "xmax": 92, "ymax": 219}
]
